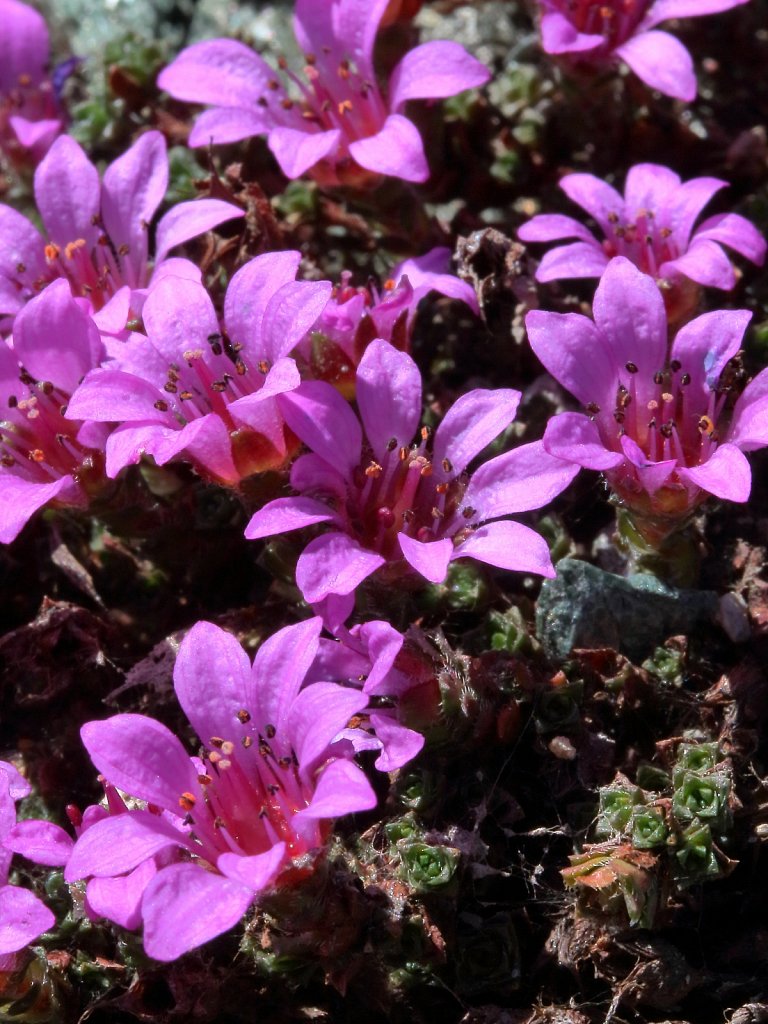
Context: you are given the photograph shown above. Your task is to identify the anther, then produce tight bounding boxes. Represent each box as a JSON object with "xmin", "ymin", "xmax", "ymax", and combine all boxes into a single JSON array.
[
  {"xmin": 421, "ymin": 425, "xmax": 432, "ymax": 441},
  {"xmin": 210, "ymin": 737, "xmax": 225, "ymax": 748},
  {"xmin": 462, "ymin": 506, "xmax": 476, "ymax": 519},
  {"xmin": 237, "ymin": 709, "xmax": 251, "ymax": 724},
  {"xmin": 586, "ymin": 401, "xmax": 601, "ymax": 415},
  {"xmin": 625, "ymin": 362, "xmax": 638, "ymax": 374},
  {"xmin": 680, "ymin": 373, "xmax": 691, "ymax": 386},
  {"xmin": 154, "ymin": 400, "xmax": 169, "ymax": 412},
  {"xmin": 265, "ymin": 724, "xmax": 276, "ymax": 739},
  {"xmin": 221, "ymin": 741, "xmax": 235, "ymax": 756},
  {"xmin": 670, "ymin": 359, "xmax": 681, "ymax": 372},
  {"xmin": 179, "ymin": 792, "xmax": 196, "ymax": 811},
  {"xmin": 242, "ymin": 735, "xmax": 253, "ymax": 749},
  {"xmin": 441, "ymin": 457, "xmax": 453, "ymax": 473},
  {"xmin": 653, "ymin": 371, "xmax": 664, "ymax": 385},
  {"xmin": 386, "ymin": 437, "xmax": 398, "ymax": 452}
]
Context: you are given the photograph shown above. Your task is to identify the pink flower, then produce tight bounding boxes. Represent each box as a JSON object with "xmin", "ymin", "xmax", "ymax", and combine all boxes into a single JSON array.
[
  {"xmin": 246, "ymin": 339, "xmax": 578, "ymax": 605},
  {"xmin": 304, "ymin": 247, "xmax": 479, "ymax": 392},
  {"xmin": 67, "ymin": 252, "xmax": 332, "ymax": 485},
  {"xmin": 518, "ymin": 163, "xmax": 765, "ymax": 322},
  {"xmin": 64, "ymin": 619, "xmax": 377, "ymax": 961},
  {"xmin": 536, "ymin": 0, "xmax": 750, "ymax": 100},
  {"xmin": 1, "ymin": 760, "xmax": 73, "ymax": 955},
  {"xmin": 526, "ymin": 257, "xmax": 768, "ymax": 538},
  {"xmin": 157, "ymin": 0, "xmax": 490, "ymax": 186},
  {"xmin": 0, "ymin": 130, "xmax": 242, "ymax": 335},
  {"xmin": 0, "ymin": 280, "xmax": 111, "ymax": 544},
  {"xmin": 0, "ymin": 0, "xmax": 70, "ymax": 166}
]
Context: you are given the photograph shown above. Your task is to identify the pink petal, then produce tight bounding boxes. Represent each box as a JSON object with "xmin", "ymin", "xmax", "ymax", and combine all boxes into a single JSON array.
[
  {"xmin": 619, "ymin": 435, "xmax": 677, "ymax": 494},
  {"xmin": 694, "ymin": 212, "xmax": 767, "ymax": 266},
  {"xmin": 224, "ymin": 250, "xmax": 302, "ymax": 357},
  {"xmin": 64, "ymin": 810, "xmax": 187, "ymax": 882},
  {"xmin": 248, "ymin": 618, "xmax": 323, "ymax": 738},
  {"xmin": 397, "ymin": 533, "xmax": 453, "ymax": 584},
  {"xmin": 245, "ymin": 496, "xmax": 337, "ymax": 541},
  {"xmin": 356, "ymin": 339, "xmax": 422, "ymax": 462},
  {"xmin": 157, "ymin": 39, "xmax": 280, "ymax": 107},
  {"xmin": 526, "ymin": 310, "xmax": 608, "ymax": 407},
  {"xmin": 12, "ymin": 278, "xmax": 102, "ymax": 394},
  {"xmin": 623, "ymin": 163, "xmax": 681, "ymax": 213},
  {"xmin": 659, "ymin": 176, "xmax": 726, "ymax": 245},
  {"xmin": 455, "ymin": 520, "xmax": 555, "ymax": 577},
  {"xmin": 294, "ymin": 758, "xmax": 377, "ymax": 820},
  {"xmin": 80, "ymin": 715, "xmax": 199, "ymax": 815},
  {"xmin": 288, "ymin": 682, "xmax": 369, "ymax": 774},
  {"xmin": 388, "ymin": 41, "xmax": 490, "ymax": 110},
  {"xmin": 4, "ymin": 820, "xmax": 73, "ymax": 866},
  {"xmin": 677, "ymin": 443, "xmax": 751, "ymax": 502},
  {"xmin": 34, "ymin": 136, "xmax": 100, "ymax": 248},
  {"xmin": 535, "ymin": 241, "xmax": 609, "ymax": 281},
  {"xmin": 86, "ymin": 857, "xmax": 158, "ymax": 930},
  {"xmin": 141, "ymin": 862, "xmax": 254, "ymax": 961},
  {"xmin": 592, "ymin": 257, "xmax": 668, "ymax": 382},
  {"xmin": 615, "ymin": 30, "xmax": 696, "ymax": 101},
  {"xmin": 729, "ymin": 368, "xmax": 768, "ymax": 451},
  {"xmin": 1, "ymin": 0, "xmax": 50, "ymax": 90},
  {"xmin": 217, "ymin": 843, "xmax": 286, "ymax": 892},
  {"xmin": 0, "ymin": 886, "xmax": 54, "ymax": 954},
  {"xmin": 462, "ymin": 439, "xmax": 579, "ymax": 518},
  {"xmin": 349, "ymin": 114, "xmax": 429, "ymax": 183},
  {"xmin": 518, "ymin": 213, "xmax": 598, "ymax": 244},
  {"xmin": 0, "ymin": 206, "xmax": 46, "ymax": 299},
  {"xmin": 188, "ymin": 106, "xmax": 273, "ymax": 148},
  {"xmin": 263, "ymin": 280, "xmax": 334, "ymax": 362},
  {"xmin": 662, "ymin": 239, "xmax": 737, "ymax": 288},
  {"xmin": 560, "ymin": 173, "xmax": 625, "ymax": 234},
  {"xmin": 540, "ymin": 11, "xmax": 604, "ymax": 53},
  {"xmin": 66, "ymin": 367, "xmax": 165, "ymax": 424},
  {"xmin": 268, "ymin": 126, "xmax": 341, "ymax": 179},
  {"xmin": 0, "ymin": 473, "xmax": 76, "ymax": 545},
  {"xmin": 543, "ymin": 412, "xmax": 625, "ymax": 470},
  {"xmin": 142, "ymin": 276, "xmax": 219, "ymax": 363},
  {"xmin": 296, "ymin": 532, "xmax": 385, "ymax": 603},
  {"xmin": 173, "ymin": 620, "xmax": 252, "ymax": 746},
  {"xmin": 155, "ymin": 198, "xmax": 244, "ymax": 266},
  {"xmin": 281, "ymin": 381, "xmax": 362, "ymax": 475},
  {"xmin": 433, "ymin": 388, "xmax": 521, "ymax": 477},
  {"xmin": 102, "ymin": 131, "xmax": 168, "ymax": 283},
  {"xmin": 644, "ymin": 0, "xmax": 750, "ymax": 27},
  {"xmin": 670, "ymin": 309, "xmax": 751, "ymax": 393},
  {"xmin": 367, "ymin": 712, "xmax": 424, "ymax": 771}
]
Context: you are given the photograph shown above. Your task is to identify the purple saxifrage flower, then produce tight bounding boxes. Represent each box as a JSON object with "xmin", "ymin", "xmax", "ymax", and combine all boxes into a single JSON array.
[
  {"xmin": 1, "ymin": 760, "xmax": 73, "ymax": 955},
  {"xmin": 246, "ymin": 338, "xmax": 578, "ymax": 606},
  {"xmin": 0, "ymin": 280, "xmax": 112, "ymax": 544},
  {"xmin": 309, "ymin": 617, "xmax": 426, "ymax": 772},
  {"xmin": 0, "ymin": 0, "xmax": 69, "ymax": 167},
  {"xmin": 305, "ymin": 246, "xmax": 479, "ymax": 395},
  {"xmin": 64, "ymin": 618, "xmax": 377, "ymax": 961},
  {"xmin": 67, "ymin": 251, "xmax": 332, "ymax": 485},
  {"xmin": 526, "ymin": 257, "xmax": 768, "ymax": 542},
  {"xmin": 518, "ymin": 163, "xmax": 765, "ymax": 323},
  {"xmin": 535, "ymin": 0, "xmax": 750, "ymax": 100},
  {"xmin": 157, "ymin": 0, "xmax": 490, "ymax": 187},
  {"xmin": 0, "ymin": 130, "xmax": 242, "ymax": 335}
]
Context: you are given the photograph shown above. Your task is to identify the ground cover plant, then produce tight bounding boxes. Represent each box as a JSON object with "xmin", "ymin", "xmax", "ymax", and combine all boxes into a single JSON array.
[{"xmin": 2, "ymin": 0, "xmax": 768, "ymax": 1021}]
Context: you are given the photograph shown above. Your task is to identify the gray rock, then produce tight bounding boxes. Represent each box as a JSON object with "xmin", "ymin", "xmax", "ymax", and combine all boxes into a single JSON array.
[{"xmin": 536, "ymin": 558, "xmax": 720, "ymax": 663}]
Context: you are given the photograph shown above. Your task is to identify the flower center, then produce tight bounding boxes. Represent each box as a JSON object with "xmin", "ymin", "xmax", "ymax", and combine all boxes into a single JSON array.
[
  {"xmin": 1, "ymin": 371, "xmax": 96, "ymax": 485},
  {"xmin": 601, "ymin": 209, "xmax": 679, "ymax": 277},
  {"xmin": 177, "ymin": 711, "xmax": 314, "ymax": 866},
  {"xmin": 259, "ymin": 52, "xmax": 387, "ymax": 148},
  {"xmin": 345, "ymin": 426, "xmax": 475, "ymax": 559},
  {"xmin": 590, "ymin": 359, "xmax": 727, "ymax": 470},
  {"xmin": 562, "ymin": 0, "xmax": 649, "ymax": 48}
]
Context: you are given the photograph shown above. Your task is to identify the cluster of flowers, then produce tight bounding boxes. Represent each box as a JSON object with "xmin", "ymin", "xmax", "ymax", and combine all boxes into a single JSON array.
[{"xmin": 2, "ymin": 0, "xmax": 767, "ymax": 969}]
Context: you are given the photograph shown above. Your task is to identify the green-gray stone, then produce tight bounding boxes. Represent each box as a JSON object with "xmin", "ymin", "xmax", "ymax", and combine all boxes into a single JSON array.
[{"xmin": 536, "ymin": 558, "xmax": 719, "ymax": 663}]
